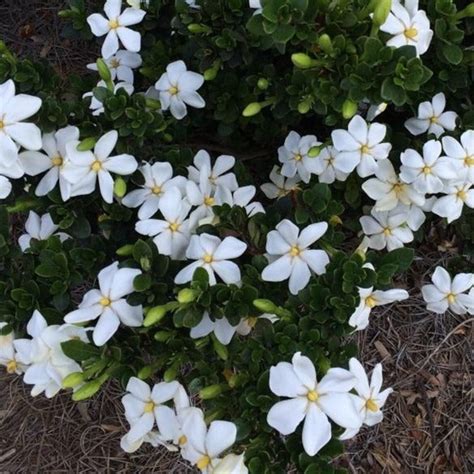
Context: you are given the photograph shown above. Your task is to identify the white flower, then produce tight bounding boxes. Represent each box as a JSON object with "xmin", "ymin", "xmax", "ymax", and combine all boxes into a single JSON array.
[
  {"xmin": 362, "ymin": 160, "xmax": 425, "ymax": 211},
  {"xmin": 19, "ymin": 126, "xmax": 79, "ymax": 200},
  {"xmin": 421, "ymin": 266, "xmax": 474, "ymax": 315},
  {"xmin": 218, "ymin": 185, "xmax": 265, "ymax": 217},
  {"xmin": 188, "ymin": 150, "xmax": 238, "ymax": 191},
  {"xmin": 0, "ymin": 79, "xmax": 42, "ymax": 164},
  {"xmin": 18, "ymin": 211, "xmax": 69, "ymax": 252},
  {"xmin": 0, "ymin": 322, "xmax": 27, "ymax": 375},
  {"xmin": 180, "ymin": 408, "xmax": 238, "ymax": 473},
  {"xmin": 399, "ymin": 140, "xmax": 460, "ymax": 194},
  {"xmin": 261, "ymin": 220, "xmax": 329, "ymax": 295},
  {"xmin": 135, "ymin": 187, "xmax": 192, "ymax": 259},
  {"xmin": 313, "ymin": 146, "xmax": 351, "ymax": 184},
  {"xmin": 213, "ymin": 454, "xmax": 248, "ymax": 474},
  {"xmin": 175, "ymin": 234, "xmax": 247, "ymax": 286},
  {"xmin": 122, "ymin": 162, "xmax": 186, "ymax": 219},
  {"xmin": 13, "ymin": 311, "xmax": 88, "ymax": 398},
  {"xmin": 87, "ymin": 50, "xmax": 142, "ymax": 84},
  {"xmin": 360, "ymin": 209, "xmax": 414, "ymax": 251},
  {"xmin": 331, "ymin": 115, "xmax": 392, "ymax": 178},
  {"xmin": 64, "ymin": 262, "xmax": 142, "ymax": 346},
  {"xmin": 431, "ymin": 181, "xmax": 474, "ymax": 223},
  {"xmin": 349, "ymin": 286, "xmax": 409, "ymax": 331},
  {"xmin": 0, "ymin": 176, "xmax": 14, "ymax": 199},
  {"xmin": 380, "ymin": 0, "xmax": 433, "ymax": 56},
  {"xmin": 340, "ymin": 359, "xmax": 393, "ymax": 440},
  {"xmin": 155, "ymin": 60, "xmax": 205, "ymax": 120},
  {"xmin": 260, "ymin": 166, "xmax": 300, "ymax": 199},
  {"xmin": 404, "ymin": 93, "xmax": 457, "ymax": 138},
  {"xmin": 366, "ymin": 103, "xmax": 388, "ymax": 122},
  {"xmin": 62, "ymin": 130, "xmax": 138, "ymax": 204},
  {"xmin": 442, "ymin": 130, "xmax": 474, "ymax": 184},
  {"xmin": 87, "ymin": 0, "xmax": 146, "ymax": 59},
  {"xmin": 267, "ymin": 352, "xmax": 361, "ymax": 456},
  {"xmin": 83, "ymin": 80, "xmax": 134, "ymax": 116},
  {"xmin": 278, "ymin": 131, "xmax": 322, "ymax": 183}
]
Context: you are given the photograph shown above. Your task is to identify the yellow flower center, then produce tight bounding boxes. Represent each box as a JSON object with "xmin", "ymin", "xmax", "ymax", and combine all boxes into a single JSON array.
[
  {"xmin": 465, "ymin": 156, "xmax": 474, "ymax": 166},
  {"xmin": 383, "ymin": 227, "xmax": 392, "ymax": 236},
  {"xmin": 430, "ymin": 116, "xmax": 439, "ymax": 124},
  {"xmin": 100, "ymin": 297, "xmax": 111, "ymax": 307},
  {"xmin": 204, "ymin": 196, "xmax": 215, "ymax": 206},
  {"xmin": 307, "ymin": 390, "xmax": 319, "ymax": 402},
  {"xmin": 446, "ymin": 293, "xmax": 456, "ymax": 304},
  {"xmin": 422, "ymin": 166, "xmax": 431, "ymax": 175},
  {"xmin": 0, "ymin": 119, "xmax": 4, "ymax": 129},
  {"xmin": 289, "ymin": 245, "xmax": 300, "ymax": 257},
  {"xmin": 151, "ymin": 185, "xmax": 162, "ymax": 195},
  {"xmin": 203, "ymin": 254, "xmax": 213, "ymax": 264},
  {"xmin": 360, "ymin": 145, "xmax": 370, "ymax": 155},
  {"xmin": 6, "ymin": 359, "xmax": 17, "ymax": 374},
  {"xmin": 365, "ymin": 295, "xmax": 377, "ymax": 308},
  {"xmin": 457, "ymin": 190, "xmax": 467, "ymax": 201},
  {"xmin": 197, "ymin": 455, "xmax": 211, "ymax": 470},
  {"xmin": 168, "ymin": 86, "xmax": 179, "ymax": 96},
  {"xmin": 178, "ymin": 435, "xmax": 187, "ymax": 446},
  {"xmin": 169, "ymin": 222, "xmax": 180, "ymax": 232},
  {"xmin": 246, "ymin": 316, "xmax": 258, "ymax": 328},
  {"xmin": 108, "ymin": 18, "xmax": 119, "ymax": 29},
  {"xmin": 365, "ymin": 398, "xmax": 378, "ymax": 412},
  {"xmin": 91, "ymin": 160, "xmax": 102, "ymax": 172},
  {"xmin": 144, "ymin": 401, "xmax": 155, "ymax": 413},
  {"xmin": 110, "ymin": 58, "xmax": 120, "ymax": 68},
  {"xmin": 52, "ymin": 155, "xmax": 63, "ymax": 167},
  {"xmin": 294, "ymin": 153, "xmax": 303, "ymax": 162},
  {"xmin": 404, "ymin": 27, "xmax": 418, "ymax": 39},
  {"xmin": 392, "ymin": 182, "xmax": 405, "ymax": 195}
]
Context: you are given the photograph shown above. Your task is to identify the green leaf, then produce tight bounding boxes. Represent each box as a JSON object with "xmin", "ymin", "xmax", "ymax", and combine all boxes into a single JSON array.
[{"xmin": 61, "ymin": 339, "xmax": 100, "ymax": 362}]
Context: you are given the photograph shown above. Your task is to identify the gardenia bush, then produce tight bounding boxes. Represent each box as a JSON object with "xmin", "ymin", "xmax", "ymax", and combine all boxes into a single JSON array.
[{"xmin": 0, "ymin": 0, "xmax": 473, "ymax": 472}]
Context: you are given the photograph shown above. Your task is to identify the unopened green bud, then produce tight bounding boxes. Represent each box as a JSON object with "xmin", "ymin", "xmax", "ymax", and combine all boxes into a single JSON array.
[
  {"xmin": 373, "ymin": 0, "xmax": 392, "ymax": 26},
  {"xmin": 77, "ymin": 137, "xmax": 96, "ymax": 151},
  {"xmin": 199, "ymin": 384, "xmax": 223, "ymax": 400},
  {"xmin": 138, "ymin": 365, "xmax": 154, "ymax": 380},
  {"xmin": 308, "ymin": 146, "xmax": 322, "ymax": 158},
  {"xmin": 298, "ymin": 99, "xmax": 311, "ymax": 114},
  {"xmin": 188, "ymin": 23, "xmax": 209, "ymax": 34},
  {"xmin": 257, "ymin": 78, "xmax": 269, "ymax": 90},
  {"xmin": 6, "ymin": 196, "xmax": 38, "ymax": 213},
  {"xmin": 62, "ymin": 372, "xmax": 84, "ymax": 389},
  {"xmin": 204, "ymin": 67, "xmax": 217, "ymax": 81},
  {"xmin": 145, "ymin": 98, "xmax": 161, "ymax": 109},
  {"xmin": 116, "ymin": 244, "xmax": 134, "ymax": 256},
  {"xmin": 177, "ymin": 288, "xmax": 199, "ymax": 304},
  {"xmin": 318, "ymin": 34, "xmax": 333, "ymax": 54},
  {"xmin": 253, "ymin": 299, "xmax": 278, "ymax": 313},
  {"xmin": 228, "ymin": 373, "xmax": 247, "ymax": 389},
  {"xmin": 72, "ymin": 375, "xmax": 107, "ymax": 401},
  {"xmin": 154, "ymin": 330, "xmax": 172, "ymax": 342},
  {"xmin": 96, "ymin": 58, "xmax": 112, "ymax": 82},
  {"xmin": 162, "ymin": 133, "xmax": 173, "ymax": 143},
  {"xmin": 242, "ymin": 102, "xmax": 262, "ymax": 117},
  {"xmin": 163, "ymin": 364, "xmax": 179, "ymax": 382},
  {"xmin": 212, "ymin": 337, "xmax": 228, "ymax": 361},
  {"xmin": 456, "ymin": 3, "xmax": 474, "ymax": 19},
  {"xmin": 318, "ymin": 357, "xmax": 331, "ymax": 374},
  {"xmin": 114, "ymin": 177, "xmax": 127, "ymax": 198},
  {"xmin": 342, "ymin": 99, "xmax": 358, "ymax": 119},
  {"xmin": 144, "ymin": 305, "xmax": 168, "ymax": 327},
  {"xmin": 291, "ymin": 53, "xmax": 317, "ymax": 69}
]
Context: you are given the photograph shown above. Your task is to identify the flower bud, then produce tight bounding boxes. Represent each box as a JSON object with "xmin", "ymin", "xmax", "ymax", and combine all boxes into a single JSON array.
[
  {"xmin": 329, "ymin": 215, "xmax": 343, "ymax": 226},
  {"xmin": 342, "ymin": 99, "xmax": 358, "ymax": 119},
  {"xmin": 456, "ymin": 3, "xmax": 474, "ymax": 19},
  {"xmin": 257, "ymin": 78, "xmax": 269, "ymax": 90},
  {"xmin": 145, "ymin": 98, "xmax": 161, "ymax": 109},
  {"xmin": 298, "ymin": 99, "xmax": 311, "ymax": 114},
  {"xmin": 114, "ymin": 177, "xmax": 127, "ymax": 198},
  {"xmin": 96, "ymin": 58, "xmax": 112, "ymax": 82},
  {"xmin": 318, "ymin": 34, "xmax": 333, "ymax": 54},
  {"xmin": 199, "ymin": 384, "xmax": 223, "ymax": 400},
  {"xmin": 187, "ymin": 23, "xmax": 209, "ymax": 33},
  {"xmin": 212, "ymin": 337, "xmax": 228, "ymax": 361},
  {"xmin": 291, "ymin": 53, "xmax": 317, "ymax": 69},
  {"xmin": 116, "ymin": 244, "xmax": 134, "ymax": 256},
  {"xmin": 72, "ymin": 375, "xmax": 107, "ymax": 401},
  {"xmin": 144, "ymin": 305, "xmax": 168, "ymax": 327},
  {"xmin": 242, "ymin": 102, "xmax": 262, "ymax": 117},
  {"xmin": 154, "ymin": 330, "xmax": 172, "ymax": 342},
  {"xmin": 77, "ymin": 137, "xmax": 96, "ymax": 151},
  {"xmin": 163, "ymin": 364, "xmax": 179, "ymax": 382},
  {"xmin": 253, "ymin": 299, "xmax": 278, "ymax": 313},
  {"xmin": 373, "ymin": 0, "xmax": 392, "ymax": 26},
  {"xmin": 138, "ymin": 365, "xmax": 153, "ymax": 380},
  {"xmin": 308, "ymin": 145, "xmax": 322, "ymax": 158},
  {"xmin": 203, "ymin": 67, "xmax": 218, "ymax": 81},
  {"xmin": 177, "ymin": 288, "xmax": 199, "ymax": 304},
  {"xmin": 62, "ymin": 372, "xmax": 84, "ymax": 389},
  {"xmin": 6, "ymin": 196, "xmax": 38, "ymax": 213}
]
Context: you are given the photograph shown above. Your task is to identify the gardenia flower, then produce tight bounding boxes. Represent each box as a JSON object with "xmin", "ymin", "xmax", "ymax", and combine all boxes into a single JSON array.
[
  {"xmin": 267, "ymin": 352, "xmax": 361, "ymax": 456},
  {"xmin": 19, "ymin": 126, "xmax": 79, "ymax": 200},
  {"xmin": 188, "ymin": 150, "xmax": 238, "ymax": 191},
  {"xmin": 404, "ymin": 93, "xmax": 457, "ymax": 138},
  {"xmin": 87, "ymin": 0, "xmax": 146, "ymax": 59},
  {"xmin": 380, "ymin": 0, "xmax": 433, "ymax": 56},
  {"xmin": 13, "ymin": 311, "xmax": 88, "ymax": 398},
  {"xmin": 18, "ymin": 211, "xmax": 69, "ymax": 252},
  {"xmin": 62, "ymin": 130, "xmax": 138, "ymax": 204},
  {"xmin": 0, "ymin": 79, "xmax": 42, "ymax": 164},
  {"xmin": 360, "ymin": 209, "xmax": 414, "ymax": 251},
  {"xmin": 64, "ymin": 262, "xmax": 143, "ymax": 346},
  {"xmin": 155, "ymin": 60, "xmax": 205, "ymax": 120},
  {"xmin": 399, "ymin": 140, "xmax": 460, "ymax": 194},
  {"xmin": 88, "ymin": 50, "xmax": 142, "ymax": 84},
  {"xmin": 0, "ymin": 322, "xmax": 27, "ymax": 375},
  {"xmin": 331, "ymin": 115, "xmax": 392, "ymax": 178},
  {"xmin": 175, "ymin": 234, "xmax": 247, "ymax": 286},
  {"xmin": 213, "ymin": 453, "xmax": 248, "ymax": 474},
  {"xmin": 442, "ymin": 130, "xmax": 474, "ymax": 184},
  {"xmin": 261, "ymin": 219, "xmax": 330, "ymax": 295},
  {"xmin": 366, "ymin": 103, "xmax": 388, "ymax": 122},
  {"xmin": 313, "ymin": 146, "xmax": 351, "ymax": 184},
  {"xmin": 349, "ymin": 286, "xmax": 409, "ymax": 331},
  {"xmin": 421, "ymin": 266, "xmax": 474, "ymax": 315},
  {"xmin": 431, "ymin": 181, "xmax": 474, "ymax": 223},
  {"xmin": 260, "ymin": 165, "xmax": 300, "ymax": 199},
  {"xmin": 83, "ymin": 80, "xmax": 134, "ymax": 116},
  {"xmin": 218, "ymin": 185, "xmax": 265, "ymax": 217},
  {"xmin": 135, "ymin": 187, "xmax": 192, "ymax": 260},
  {"xmin": 340, "ymin": 358, "xmax": 393, "ymax": 440},
  {"xmin": 278, "ymin": 131, "xmax": 322, "ymax": 183},
  {"xmin": 122, "ymin": 162, "xmax": 187, "ymax": 219},
  {"xmin": 362, "ymin": 160, "xmax": 425, "ymax": 211}
]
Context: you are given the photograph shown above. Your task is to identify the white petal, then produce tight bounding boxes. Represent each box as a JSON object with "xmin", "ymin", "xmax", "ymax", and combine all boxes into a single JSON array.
[
  {"xmin": 266, "ymin": 398, "xmax": 307, "ymax": 435},
  {"xmin": 206, "ymin": 421, "xmax": 237, "ymax": 458},
  {"xmin": 269, "ymin": 362, "xmax": 307, "ymax": 398},
  {"xmin": 302, "ymin": 403, "xmax": 332, "ymax": 456}
]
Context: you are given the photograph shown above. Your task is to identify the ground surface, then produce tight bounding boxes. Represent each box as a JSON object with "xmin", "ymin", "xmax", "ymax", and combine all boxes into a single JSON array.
[{"xmin": 0, "ymin": 2, "xmax": 472, "ymax": 473}]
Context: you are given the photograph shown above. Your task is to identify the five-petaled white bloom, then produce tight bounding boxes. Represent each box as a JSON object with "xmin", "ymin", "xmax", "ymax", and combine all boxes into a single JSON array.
[
  {"xmin": 19, "ymin": 126, "xmax": 79, "ymax": 200},
  {"xmin": 380, "ymin": 0, "xmax": 433, "ymax": 56},
  {"xmin": 135, "ymin": 187, "xmax": 192, "ymax": 260},
  {"xmin": 400, "ymin": 140, "xmax": 460, "ymax": 194},
  {"xmin": 83, "ymin": 80, "xmax": 134, "ymax": 116},
  {"xmin": 267, "ymin": 352, "xmax": 361, "ymax": 456},
  {"xmin": 278, "ymin": 131, "xmax": 322, "ymax": 183},
  {"xmin": 87, "ymin": 0, "xmax": 146, "ymax": 59},
  {"xmin": 331, "ymin": 115, "xmax": 392, "ymax": 178},
  {"xmin": 421, "ymin": 266, "xmax": 474, "ymax": 315},
  {"xmin": 18, "ymin": 211, "xmax": 69, "ymax": 252},
  {"xmin": 442, "ymin": 130, "xmax": 474, "ymax": 184},
  {"xmin": 404, "ymin": 93, "xmax": 457, "ymax": 138},
  {"xmin": 349, "ymin": 286, "xmax": 409, "ymax": 331},
  {"xmin": 87, "ymin": 50, "xmax": 142, "ymax": 84},
  {"xmin": 340, "ymin": 358, "xmax": 393, "ymax": 440},
  {"xmin": 261, "ymin": 219, "xmax": 329, "ymax": 295},
  {"xmin": 260, "ymin": 166, "xmax": 300, "ymax": 199},
  {"xmin": 431, "ymin": 181, "xmax": 474, "ymax": 223},
  {"xmin": 313, "ymin": 146, "xmax": 351, "ymax": 184},
  {"xmin": 155, "ymin": 60, "xmax": 205, "ymax": 120},
  {"xmin": 64, "ymin": 262, "xmax": 142, "ymax": 346},
  {"xmin": 0, "ymin": 79, "xmax": 42, "ymax": 166},
  {"xmin": 175, "ymin": 234, "xmax": 247, "ymax": 286},
  {"xmin": 122, "ymin": 162, "xmax": 187, "ymax": 219},
  {"xmin": 62, "ymin": 130, "xmax": 138, "ymax": 204},
  {"xmin": 0, "ymin": 322, "xmax": 27, "ymax": 375},
  {"xmin": 362, "ymin": 160, "xmax": 425, "ymax": 211}
]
